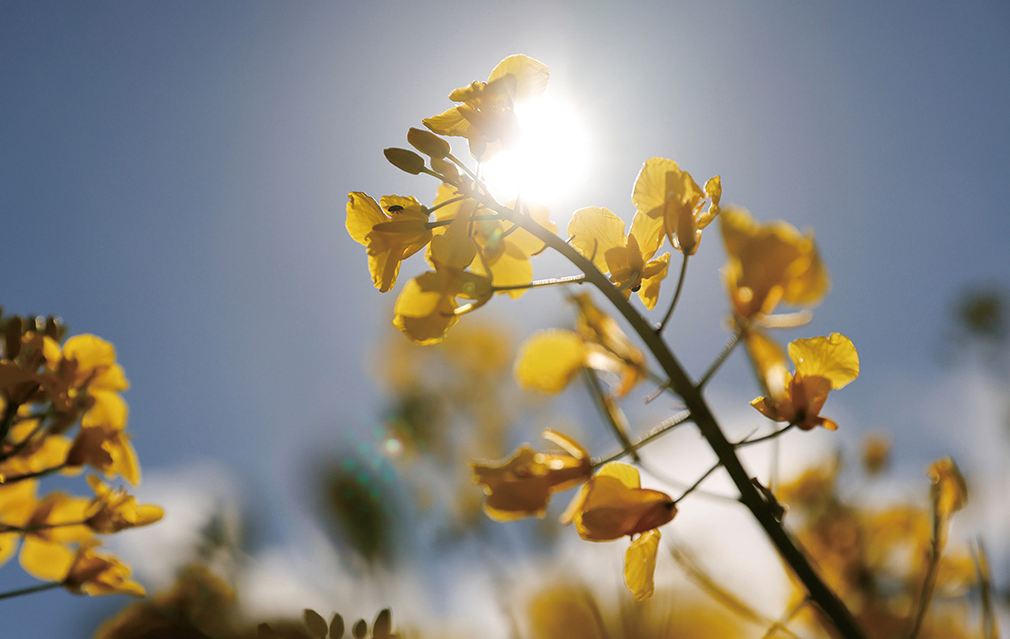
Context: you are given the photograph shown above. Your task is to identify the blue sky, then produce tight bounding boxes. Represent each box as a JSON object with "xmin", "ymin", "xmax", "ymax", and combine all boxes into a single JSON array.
[{"xmin": 3, "ymin": 1, "xmax": 1009, "ymax": 635}]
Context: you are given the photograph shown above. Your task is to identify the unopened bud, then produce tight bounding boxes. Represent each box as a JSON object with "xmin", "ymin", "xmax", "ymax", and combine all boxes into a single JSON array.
[
  {"xmin": 431, "ymin": 157, "xmax": 460, "ymax": 183},
  {"xmin": 383, "ymin": 148, "xmax": 426, "ymax": 175},
  {"xmin": 407, "ymin": 128, "xmax": 451, "ymax": 159}
]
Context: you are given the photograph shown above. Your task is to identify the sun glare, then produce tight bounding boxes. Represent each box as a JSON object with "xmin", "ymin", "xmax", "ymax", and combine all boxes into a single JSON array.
[{"xmin": 480, "ymin": 94, "xmax": 591, "ymax": 210}]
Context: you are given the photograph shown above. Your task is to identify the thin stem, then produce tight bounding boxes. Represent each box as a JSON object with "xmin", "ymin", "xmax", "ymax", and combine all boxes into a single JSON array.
[
  {"xmin": 674, "ymin": 460, "xmax": 722, "ymax": 504},
  {"xmin": 0, "ymin": 417, "xmax": 50, "ymax": 462},
  {"xmin": 488, "ymin": 197, "xmax": 865, "ymax": 639},
  {"xmin": 735, "ymin": 423, "xmax": 797, "ymax": 448},
  {"xmin": 0, "ymin": 518, "xmax": 89, "ymax": 535},
  {"xmin": 657, "ymin": 253, "xmax": 689, "ymax": 332},
  {"xmin": 583, "ymin": 370, "xmax": 640, "ymax": 463},
  {"xmin": 446, "ymin": 153, "xmax": 480, "ymax": 182},
  {"xmin": 0, "ymin": 582, "xmax": 62, "ymax": 600},
  {"xmin": 592, "ymin": 410, "xmax": 692, "ymax": 467},
  {"xmin": 426, "ymin": 213, "xmax": 501, "ymax": 229},
  {"xmin": 905, "ymin": 506, "xmax": 946, "ymax": 639},
  {"xmin": 698, "ymin": 328, "xmax": 743, "ymax": 389},
  {"xmin": 491, "ymin": 274, "xmax": 586, "ymax": 292}
]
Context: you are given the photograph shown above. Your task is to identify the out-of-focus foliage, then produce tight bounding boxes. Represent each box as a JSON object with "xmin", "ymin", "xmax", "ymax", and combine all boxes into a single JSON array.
[{"xmin": 0, "ymin": 307, "xmax": 162, "ymax": 600}]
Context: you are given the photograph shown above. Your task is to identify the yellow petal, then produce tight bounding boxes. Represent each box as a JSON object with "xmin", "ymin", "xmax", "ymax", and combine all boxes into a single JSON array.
[
  {"xmin": 629, "ymin": 210, "xmax": 665, "ymax": 262},
  {"xmin": 392, "ymin": 272, "xmax": 458, "ymax": 345},
  {"xmin": 422, "ymin": 107, "xmax": 472, "ymax": 138},
  {"xmin": 637, "ymin": 253, "xmax": 670, "ymax": 310},
  {"xmin": 487, "ymin": 54, "xmax": 549, "ymax": 102},
  {"xmin": 595, "ymin": 462, "xmax": 640, "ymax": 489},
  {"xmin": 541, "ymin": 430, "xmax": 589, "ymax": 461},
  {"xmin": 345, "ymin": 192, "xmax": 386, "ymax": 247},
  {"xmin": 789, "ymin": 333, "xmax": 859, "ymax": 389},
  {"xmin": 567, "ymin": 207, "xmax": 626, "ymax": 274},
  {"xmin": 19, "ymin": 536, "xmax": 75, "ymax": 582},
  {"xmin": 624, "ymin": 529, "xmax": 661, "ymax": 600},
  {"xmin": 514, "ymin": 330, "xmax": 586, "ymax": 394}
]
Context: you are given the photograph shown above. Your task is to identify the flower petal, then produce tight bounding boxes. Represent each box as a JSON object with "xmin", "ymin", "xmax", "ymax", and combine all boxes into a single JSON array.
[{"xmin": 624, "ymin": 529, "xmax": 661, "ymax": 600}]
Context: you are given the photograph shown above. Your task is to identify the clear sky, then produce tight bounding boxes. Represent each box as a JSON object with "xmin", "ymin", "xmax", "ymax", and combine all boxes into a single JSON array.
[{"xmin": 3, "ymin": 1, "xmax": 1009, "ymax": 636}]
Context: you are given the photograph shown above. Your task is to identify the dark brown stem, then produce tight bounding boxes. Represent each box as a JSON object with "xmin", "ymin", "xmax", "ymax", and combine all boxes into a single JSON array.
[{"xmin": 496, "ymin": 204, "xmax": 865, "ymax": 639}]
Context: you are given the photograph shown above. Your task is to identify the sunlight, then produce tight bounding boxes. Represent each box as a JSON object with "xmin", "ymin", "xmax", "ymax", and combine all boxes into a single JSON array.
[{"xmin": 480, "ymin": 93, "xmax": 591, "ymax": 210}]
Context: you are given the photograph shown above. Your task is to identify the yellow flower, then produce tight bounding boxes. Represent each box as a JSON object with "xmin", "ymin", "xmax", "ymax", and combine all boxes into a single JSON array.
[
  {"xmin": 49, "ymin": 335, "xmax": 130, "ymax": 430},
  {"xmin": 720, "ymin": 207, "xmax": 829, "ymax": 321},
  {"xmin": 929, "ymin": 457, "xmax": 967, "ymax": 520},
  {"xmin": 631, "ymin": 158, "xmax": 721, "ymax": 256},
  {"xmin": 66, "ymin": 424, "xmax": 142, "ymax": 485},
  {"xmin": 392, "ymin": 204, "xmax": 491, "ymax": 344},
  {"xmin": 568, "ymin": 207, "xmax": 670, "ymax": 309},
  {"xmin": 346, "ymin": 192, "xmax": 432, "ymax": 293},
  {"xmin": 423, "ymin": 54, "xmax": 549, "ymax": 161},
  {"xmin": 16, "ymin": 490, "xmax": 94, "ymax": 582},
  {"xmin": 471, "ymin": 430, "xmax": 592, "ymax": 521},
  {"xmin": 62, "ymin": 540, "xmax": 146, "ymax": 597},
  {"xmin": 751, "ymin": 333, "xmax": 859, "ymax": 431},
  {"xmin": 562, "ymin": 462, "xmax": 676, "ymax": 600},
  {"xmin": 84, "ymin": 475, "xmax": 163, "ymax": 534},
  {"xmin": 514, "ymin": 295, "xmax": 645, "ymax": 397},
  {"xmin": 430, "ymin": 184, "xmax": 557, "ymax": 298}
]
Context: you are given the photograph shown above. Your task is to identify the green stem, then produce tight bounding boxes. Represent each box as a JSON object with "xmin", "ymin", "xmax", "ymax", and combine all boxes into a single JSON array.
[
  {"xmin": 657, "ymin": 253, "xmax": 689, "ymax": 332},
  {"xmin": 698, "ymin": 329, "xmax": 743, "ymax": 389},
  {"xmin": 491, "ymin": 274, "xmax": 585, "ymax": 292},
  {"xmin": 0, "ymin": 582, "xmax": 62, "ymax": 600},
  {"xmin": 493, "ymin": 200, "xmax": 865, "ymax": 639},
  {"xmin": 583, "ymin": 370, "xmax": 640, "ymax": 463},
  {"xmin": 674, "ymin": 460, "xmax": 721, "ymax": 504}
]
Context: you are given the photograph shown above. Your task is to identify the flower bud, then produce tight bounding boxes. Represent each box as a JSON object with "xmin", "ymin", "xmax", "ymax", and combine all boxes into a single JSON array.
[
  {"xmin": 407, "ymin": 128, "xmax": 451, "ymax": 159},
  {"xmin": 383, "ymin": 148, "xmax": 425, "ymax": 175}
]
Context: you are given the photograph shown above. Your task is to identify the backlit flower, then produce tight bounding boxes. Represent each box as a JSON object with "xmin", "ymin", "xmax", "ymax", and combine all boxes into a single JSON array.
[
  {"xmin": 423, "ymin": 55, "xmax": 549, "ymax": 161},
  {"xmin": 751, "ymin": 333, "xmax": 859, "ymax": 431},
  {"xmin": 514, "ymin": 294, "xmax": 645, "ymax": 397},
  {"xmin": 562, "ymin": 462, "xmax": 676, "ymax": 600},
  {"xmin": 568, "ymin": 207, "xmax": 670, "ymax": 309},
  {"xmin": 631, "ymin": 158, "xmax": 721, "ymax": 256},
  {"xmin": 346, "ymin": 192, "xmax": 432, "ymax": 293},
  {"xmin": 392, "ymin": 204, "xmax": 491, "ymax": 344},
  {"xmin": 62, "ymin": 540, "xmax": 146, "ymax": 597},
  {"xmin": 720, "ymin": 207, "xmax": 829, "ymax": 321},
  {"xmin": 471, "ymin": 430, "xmax": 592, "ymax": 520},
  {"xmin": 84, "ymin": 475, "xmax": 163, "ymax": 534}
]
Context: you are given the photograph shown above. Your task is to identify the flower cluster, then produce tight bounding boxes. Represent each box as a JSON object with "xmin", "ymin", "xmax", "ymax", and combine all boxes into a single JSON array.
[
  {"xmin": 347, "ymin": 55, "xmax": 864, "ymax": 612},
  {"xmin": 0, "ymin": 309, "xmax": 162, "ymax": 598}
]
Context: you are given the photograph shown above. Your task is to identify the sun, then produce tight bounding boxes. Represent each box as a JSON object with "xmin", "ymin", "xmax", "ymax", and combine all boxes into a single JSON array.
[{"xmin": 479, "ymin": 93, "xmax": 591, "ymax": 211}]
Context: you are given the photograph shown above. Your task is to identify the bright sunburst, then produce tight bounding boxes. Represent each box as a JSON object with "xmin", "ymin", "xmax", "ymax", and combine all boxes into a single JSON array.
[{"xmin": 480, "ymin": 93, "xmax": 591, "ymax": 210}]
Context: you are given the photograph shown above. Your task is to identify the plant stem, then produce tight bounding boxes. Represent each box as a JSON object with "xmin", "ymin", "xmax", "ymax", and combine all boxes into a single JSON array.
[
  {"xmin": 583, "ymin": 370, "xmax": 640, "ymax": 463},
  {"xmin": 657, "ymin": 253, "xmax": 689, "ymax": 332},
  {"xmin": 491, "ymin": 274, "xmax": 586, "ymax": 292},
  {"xmin": 496, "ymin": 202, "xmax": 865, "ymax": 639},
  {"xmin": 0, "ymin": 582, "xmax": 62, "ymax": 600}
]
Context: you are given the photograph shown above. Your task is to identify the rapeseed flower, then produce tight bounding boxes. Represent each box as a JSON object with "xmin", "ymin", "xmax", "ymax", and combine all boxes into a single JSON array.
[
  {"xmin": 562, "ymin": 462, "xmax": 676, "ymax": 600},
  {"xmin": 346, "ymin": 192, "xmax": 432, "ymax": 293},
  {"xmin": 751, "ymin": 333, "xmax": 859, "ymax": 431},
  {"xmin": 423, "ymin": 55, "xmax": 549, "ymax": 161},
  {"xmin": 631, "ymin": 158, "xmax": 721, "ymax": 257},
  {"xmin": 720, "ymin": 207, "xmax": 828, "ymax": 322},
  {"xmin": 471, "ymin": 430, "xmax": 592, "ymax": 520},
  {"xmin": 568, "ymin": 207, "xmax": 670, "ymax": 309}
]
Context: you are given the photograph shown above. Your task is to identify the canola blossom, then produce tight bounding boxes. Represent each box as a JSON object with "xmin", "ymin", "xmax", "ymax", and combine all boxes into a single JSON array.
[{"xmin": 0, "ymin": 315, "xmax": 162, "ymax": 600}]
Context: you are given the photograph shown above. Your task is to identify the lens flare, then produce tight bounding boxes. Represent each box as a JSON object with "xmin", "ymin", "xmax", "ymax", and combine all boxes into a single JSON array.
[{"xmin": 480, "ymin": 94, "xmax": 590, "ymax": 210}]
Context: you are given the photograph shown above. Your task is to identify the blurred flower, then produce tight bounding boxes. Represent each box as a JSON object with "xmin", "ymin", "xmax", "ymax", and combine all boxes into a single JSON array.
[
  {"xmin": 471, "ymin": 430, "xmax": 591, "ymax": 521},
  {"xmin": 423, "ymin": 54, "xmax": 549, "ymax": 161},
  {"xmin": 84, "ymin": 475, "xmax": 163, "ymax": 534},
  {"xmin": 929, "ymin": 457, "xmax": 967, "ymax": 521},
  {"xmin": 49, "ymin": 334, "xmax": 130, "ymax": 430},
  {"xmin": 346, "ymin": 192, "xmax": 432, "ymax": 293},
  {"xmin": 562, "ymin": 462, "xmax": 676, "ymax": 600},
  {"xmin": 514, "ymin": 294, "xmax": 646, "ymax": 398},
  {"xmin": 751, "ymin": 333, "xmax": 859, "ymax": 431},
  {"xmin": 861, "ymin": 434, "xmax": 891, "ymax": 476},
  {"xmin": 631, "ymin": 157, "xmax": 721, "ymax": 256},
  {"xmin": 66, "ymin": 424, "xmax": 141, "ymax": 485},
  {"xmin": 62, "ymin": 540, "xmax": 146, "ymax": 596},
  {"xmin": 720, "ymin": 207, "xmax": 828, "ymax": 322}
]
